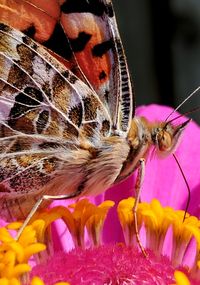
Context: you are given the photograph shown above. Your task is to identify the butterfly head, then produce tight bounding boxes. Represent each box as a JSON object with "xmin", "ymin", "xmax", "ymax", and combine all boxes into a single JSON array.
[{"xmin": 151, "ymin": 119, "xmax": 191, "ymax": 156}]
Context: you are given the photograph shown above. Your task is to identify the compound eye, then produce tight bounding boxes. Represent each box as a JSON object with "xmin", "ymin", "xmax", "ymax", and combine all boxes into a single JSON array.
[{"xmin": 158, "ymin": 131, "xmax": 172, "ymax": 151}]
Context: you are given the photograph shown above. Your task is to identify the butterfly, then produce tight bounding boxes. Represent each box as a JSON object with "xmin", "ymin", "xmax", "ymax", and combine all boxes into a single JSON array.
[{"xmin": 0, "ymin": 0, "xmax": 189, "ymax": 223}]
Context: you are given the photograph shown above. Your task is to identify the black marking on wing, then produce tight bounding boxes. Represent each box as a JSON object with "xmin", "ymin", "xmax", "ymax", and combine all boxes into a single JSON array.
[
  {"xmin": 0, "ymin": 23, "xmax": 9, "ymax": 32},
  {"xmin": 69, "ymin": 74, "xmax": 78, "ymax": 84},
  {"xmin": 54, "ymin": 69, "xmax": 74, "ymax": 82},
  {"xmin": 106, "ymin": 2, "xmax": 114, "ymax": 17},
  {"xmin": 23, "ymin": 22, "xmax": 73, "ymax": 61},
  {"xmin": 22, "ymin": 23, "xmax": 73, "ymax": 60},
  {"xmin": 36, "ymin": 110, "xmax": 49, "ymax": 134},
  {"xmin": 39, "ymin": 142, "xmax": 62, "ymax": 150},
  {"xmin": 68, "ymin": 104, "xmax": 82, "ymax": 126},
  {"xmin": 15, "ymin": 43, "xmax": 35, "ymax": 74},
  {"xmin": 9, "ymin": 87, "xmax": 43, "ymax": 119},
  {"xmin": 44, "ymin": 23, "xmax": 73, "ymax": 60},
  {"xmin": 64, "ymin": 121, "xmax": 79, "ymax": 137},
  {"xmin": 99, "ymin": 70, "xmax": 107, "ymax": 80},
  {"xmin": 83, "ymin": 121, "xmax": 98, "ymax": 137},
  {"xmin": 9, "ymin": 140, "xmax": 22, "ymax": 153},
  {"xmin": 22, "ymin": 25, "xmax": 36, "ymax": 39},
  {"xmin": 92, "ymin": 39, "xmax": 113, "ymax": 57},
  {"xmin": 61, "ymin": 69, "xmax": 81, "ymax": 84},
  {"xmin": 83, "ymin": 97, "xmax": 97, "ymax": 121},
  {"xmin": 61, "ymin": 70, "xmax": 70, "ymax": 79},
  {"xmin": 69, "ymin": 32, "xmax": 92, "ymax": 52},
  {"xmin": 61, "ymin": 0, "xmax": 113, "ymax": 17},
  {"xmin": 25, "ymin": 87, "xmax": 43, "ymax": 102},
  {"xmin": 21, "ymin": 36, "xmax": 37, "ymax": 50},
  {"xmin": 104, "ymin": 90, "xmax": 109, "ymax": 103},
  {"xmin": 101, "ymin": 119, "xmax": 110, "ymax": 135}
]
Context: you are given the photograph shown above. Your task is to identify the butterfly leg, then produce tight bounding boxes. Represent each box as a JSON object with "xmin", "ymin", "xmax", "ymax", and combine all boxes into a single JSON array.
[
  {"xmin": 15, "ymin": 191, "xmax": 82, "ymax": 240},
  {"xmin": 133, "ymin": 158, "xmax": 148, "ymax": 257}
]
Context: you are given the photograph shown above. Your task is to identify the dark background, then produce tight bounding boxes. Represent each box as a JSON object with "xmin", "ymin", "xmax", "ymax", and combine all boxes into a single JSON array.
[{"xmin": 113, "ymin": 0, "xmax": 200, "ymax": 122}]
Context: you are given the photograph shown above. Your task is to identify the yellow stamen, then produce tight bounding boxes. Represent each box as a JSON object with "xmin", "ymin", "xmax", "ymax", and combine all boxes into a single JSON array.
[
  {"xmin": 171, "ymin": 270, "xmax": 191, "ymax": 285},
  {"xmin": 117, "ymin": 197, "xmax": 142, "ymax": 245},
  {"xmin": 86, "ymin": 200, "xmax": 114, "ymax": 246},
  {"xmin": 170, "ymin": 210, "xmax": 200, "ymax": 266},
  {"xmin": 0, "ymin": 251, "xmax": 16, "ymax": 278},
  {"xmin": 0, "ymin": 225, "xmax": 46, "ymax": 283},
  {"xmin": 117, "ymin": 197, "xmax": 200, "ymax": 268},
  {"xmin": 61, "ymin": 199, "xmax": 114, "ymax": 248},
  {"xmin": 190, "ymin": 229, "xmax": 200, "ymax": 271},
  {"xmin": 141, "ymin": 199, "xmax": 173, "ymax": 253},
  {"xmin": 23, "ymin": 243, "xmax": 46, "ymax": 262},
  {"xmin": 60, "ymin": 204, "xmax": 86, "ymax": 248},
  {"xmin": 18, "ymin": 225, "xmax": 37, "ymax": 247},
  {"xmin": 32, "ymin": 209, "xmax": 63, "ymax": 243},
  {"xmin": 31, "ymin": 220, "xmax": 46, "ymax": 243},
  {"xmin": 0, "ymin": 228, "xmax": 13, "ymax": 243},
  {"xmin": 0, "ymin": 278, "xmax": 9, "ymax": 285},
  {"xmin": 9, "ymin": 278, "xmax": 21, "ymax": 285},
  {"xmin": 1, "ymin": 252, "xmax": 30, "ymax": 278},
  {"xmin": 31, "ymin": 276, "xmax": 45, "ymax": 285},
  {"xmin": 10, "ymin": 264, "xmax": 31, "ymax": 278},
  {"xmin": 7, "ymin": 223, "xmax": 23, "ymax": 231},
  {"xmin": 5, "ymin": 242, "xmax": 24, "ymax": 264}
]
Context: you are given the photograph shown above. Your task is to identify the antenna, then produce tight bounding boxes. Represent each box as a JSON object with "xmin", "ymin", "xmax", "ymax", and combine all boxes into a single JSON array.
[
  {"xmin": 173, "ymin": 154, "xmax": 190, "ymax": 222},
  {"xmin": 166, "ymin": 106, "xmax": 200, "ymax": 126},
  {"xmin": 165, "ymin": 86, "xmax": 200, "ymax": 122}
]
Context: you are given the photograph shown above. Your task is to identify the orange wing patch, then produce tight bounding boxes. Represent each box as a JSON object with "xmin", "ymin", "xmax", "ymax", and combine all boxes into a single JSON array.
[
  {"xmin": 0, "ymin": 0, "xmax": 60, "ymax": 42},
  {"xmin": 61, "ymin": 13, "xmax": 112, "ymax": 89}
]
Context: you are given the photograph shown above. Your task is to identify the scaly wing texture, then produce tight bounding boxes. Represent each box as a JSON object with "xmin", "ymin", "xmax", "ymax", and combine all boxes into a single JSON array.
[
  {"xmin": 0, "ymin": 23, "xmax": 111, "ymax": 200},
  {"xmin": 0, "ymin": 0, "xmax": 135, "ymax": 133}
]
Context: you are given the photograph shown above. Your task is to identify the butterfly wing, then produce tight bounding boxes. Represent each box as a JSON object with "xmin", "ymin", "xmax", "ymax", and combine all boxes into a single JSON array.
[
  {"xmin": 0, "ymin": 23, "xmax": 111, "ymax": 202},
  {"xmin": 0, "ymin": 0, "xmax": 134, "ymax": 133}
]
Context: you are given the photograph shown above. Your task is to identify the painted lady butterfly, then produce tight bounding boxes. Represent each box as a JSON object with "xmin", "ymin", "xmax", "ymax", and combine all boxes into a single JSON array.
[{"xmin": 0, "ymin": 0, "xmax": 189, "ymax": 223}]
